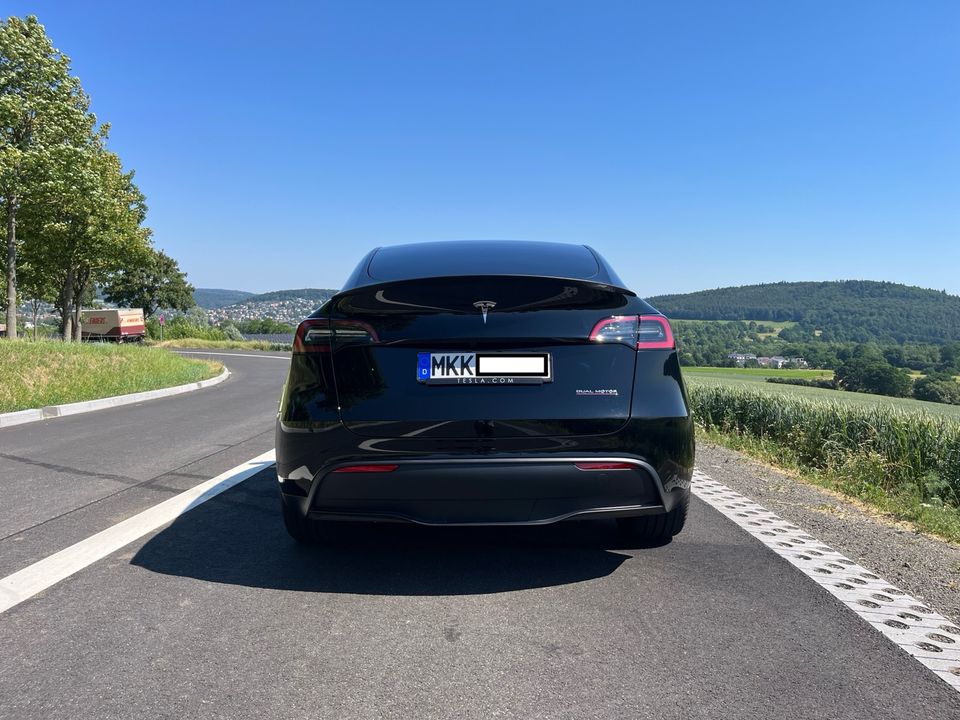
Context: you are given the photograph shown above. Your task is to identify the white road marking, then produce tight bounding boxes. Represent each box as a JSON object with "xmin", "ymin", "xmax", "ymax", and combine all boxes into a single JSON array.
[
  {"xmin": 0, "ymin": 449, "xmax": 276, "ymax": 615},
  {"xmin": 692, "ymin": 469, "xmax": 960, "ymax": 692},
  {"xmin": 174, "ymin": 351, "xmax": 289, "ymax": 360}
]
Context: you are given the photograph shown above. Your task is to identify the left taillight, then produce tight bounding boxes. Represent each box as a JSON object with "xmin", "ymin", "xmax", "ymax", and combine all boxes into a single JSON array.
[
  {"xmin": 293, "ymin": 319, "xmax": 380, "ymax": 353},
  {"xmin": 293, "ymin": 318, "xmax": 332, "ymax": 353},
  {"xmin": 589, "ymin": 314, "xmax": 674, "ymax": 350}
]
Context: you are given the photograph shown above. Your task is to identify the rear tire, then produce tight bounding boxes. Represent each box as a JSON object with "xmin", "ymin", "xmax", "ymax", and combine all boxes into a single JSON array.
[
  {"xmin": 280, "ymin": 497, "xmax": 324, "ymax": 544},
  {"xmin": 617, "ymin": 491, "xmax": 689, "ymax": 544}
]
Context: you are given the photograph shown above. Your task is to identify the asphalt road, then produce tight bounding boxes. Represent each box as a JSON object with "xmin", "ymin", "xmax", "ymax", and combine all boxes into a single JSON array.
[{"xmin": 1, "ymin": 351, "xmax": 958, "ymax": 719}]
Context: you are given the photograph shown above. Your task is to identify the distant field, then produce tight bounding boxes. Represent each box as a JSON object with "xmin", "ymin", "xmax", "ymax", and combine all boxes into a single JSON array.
[
  {"xmin": 683, "ymin": 366, "xmax": 960, "ymax": 418},
  {"xmin": 672, "ymin": 318, "xmax": 798, "ymax": 338}
]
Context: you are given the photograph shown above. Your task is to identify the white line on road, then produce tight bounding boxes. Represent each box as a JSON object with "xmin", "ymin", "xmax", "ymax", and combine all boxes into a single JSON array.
[
  {"xmin": 174, "ymin": 351, "xmax": 289, "ymax": 360},
  {"xmin": 0, "ymin": 449, "xmax": 276, "ymax": 615},
  {"xmin": 692, "ymin": 470, "xmax": 960, "ymax": 692}
]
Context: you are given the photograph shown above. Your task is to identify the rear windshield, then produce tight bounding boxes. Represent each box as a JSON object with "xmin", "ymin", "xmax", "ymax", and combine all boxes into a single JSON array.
[{"xmin": 366, "ymin": 241, "xmax": 601, "ymax": 282}]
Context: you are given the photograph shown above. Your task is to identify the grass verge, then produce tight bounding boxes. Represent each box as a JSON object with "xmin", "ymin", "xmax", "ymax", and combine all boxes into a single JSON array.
[
  {"xmin": 151, "ymin": 339, "xmax": 292, "ymax": 351},
  {"xmin": 698, "ymin": 427, "xmax": 960, "ymax": 544},
  {"xmin": 688, "ymin": 384, "xmax": 960, "ymax": 544},
  {"xmin": 0, "ymin": 340, "xmax": 222, "ymax": 413}
]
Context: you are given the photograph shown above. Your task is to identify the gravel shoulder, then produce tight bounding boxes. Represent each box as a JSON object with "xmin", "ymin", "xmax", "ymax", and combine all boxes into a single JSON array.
[{"xmin": 697, "ymin": 441, "xmax": 960, "ymax": 625}]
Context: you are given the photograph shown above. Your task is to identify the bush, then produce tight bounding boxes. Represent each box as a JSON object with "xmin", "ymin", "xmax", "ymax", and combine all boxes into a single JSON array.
[
  {"xmin": 914, "ymin": 375, "xmax": 960, "ymax": 405},
  {"xmin": 220, "ymin": 322, "xmax": 245, "ymax": 341},
  {"xmin": 146, "ymin": 316, "xmax": 227, "ymax": 341},
  {"xmin": 767, "ymin": 377, "xmax": 837, "ymax": 389}
]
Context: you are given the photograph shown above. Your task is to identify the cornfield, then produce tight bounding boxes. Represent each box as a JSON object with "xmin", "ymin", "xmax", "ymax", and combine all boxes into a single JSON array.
[{"xmin": 689, "ymin": 385, "xmax": 960, "ymax": 506}]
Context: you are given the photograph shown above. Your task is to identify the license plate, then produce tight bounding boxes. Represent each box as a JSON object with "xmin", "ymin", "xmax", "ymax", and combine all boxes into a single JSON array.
[{"xmin": 417, "ymin": 352, "xmax": 552, "ymax": 385}]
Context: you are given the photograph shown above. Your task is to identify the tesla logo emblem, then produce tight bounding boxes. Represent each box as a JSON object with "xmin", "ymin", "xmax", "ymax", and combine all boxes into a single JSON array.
[{"xmin": 473, "ymin": 300, "xmax": 496, "ymax": 324}]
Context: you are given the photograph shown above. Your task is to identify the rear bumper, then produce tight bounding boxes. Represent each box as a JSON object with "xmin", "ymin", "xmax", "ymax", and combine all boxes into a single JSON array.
[
  {"xmin": 276, "ymin": 415, "xmax": 694, "ymax": 526},
  {"xmin": 281, "ymin": 455, "xmax": 688, "ymax": 526}
]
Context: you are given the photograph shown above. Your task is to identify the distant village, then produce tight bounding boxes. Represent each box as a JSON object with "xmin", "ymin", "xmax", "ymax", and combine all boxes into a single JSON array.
[
  {"xmin": 727, "ymin": 352, "xmax": 809, "ymax": 369},
  {"xmin": 205, "ymin": 298, "xmax": 320, "ymax": 327}
]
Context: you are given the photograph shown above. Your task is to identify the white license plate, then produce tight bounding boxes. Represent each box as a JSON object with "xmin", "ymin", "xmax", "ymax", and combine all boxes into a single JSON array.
[{"xmin": 417, "ymin": 352, "xmax": 552, "ymax": 385}]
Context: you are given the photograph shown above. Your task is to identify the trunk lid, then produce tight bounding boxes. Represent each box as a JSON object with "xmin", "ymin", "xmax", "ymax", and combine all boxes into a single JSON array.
[{"xmin": 328, "ymin": 276, "xmax": 641, "ymax": 438}]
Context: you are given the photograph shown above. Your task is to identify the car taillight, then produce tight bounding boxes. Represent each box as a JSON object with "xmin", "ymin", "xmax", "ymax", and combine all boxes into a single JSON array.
[
  {"xmin": 294, "ymin": 319, "xmax": 332, "ymax": 353},
  {"xmin": 636, "ymin": 315, "xmax": 674, "ymax": 349},
  {"xmin": 293, "ymin": 319, "xmax": 380, "ymax": 353},
  {"xmin": 332, "ymin": 464, "xmax": 399, "ymax": 473},
  {"xmin": 589, "ymin": 314, "xmax": 674, "ymax": 350},
  {"xmin": 575, "ymin": 462, "xmax": 635, "ymax": 471}
]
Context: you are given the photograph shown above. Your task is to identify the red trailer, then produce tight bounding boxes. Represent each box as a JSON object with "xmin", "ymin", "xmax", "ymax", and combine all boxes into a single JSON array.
[{"xmin": 81, "ymin": 309, "xmax": 146, "ymax": 343}]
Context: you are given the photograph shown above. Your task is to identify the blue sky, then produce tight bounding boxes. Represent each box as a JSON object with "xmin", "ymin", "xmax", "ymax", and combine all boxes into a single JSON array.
[{"xmin": 7, "ymin": 1, "xmax": 958, "ymax": 296}]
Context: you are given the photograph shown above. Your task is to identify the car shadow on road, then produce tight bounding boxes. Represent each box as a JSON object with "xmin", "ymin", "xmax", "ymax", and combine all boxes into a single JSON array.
[{"xmin": 131, "ymin": 468, "xmax": 651, "ymax": 596}]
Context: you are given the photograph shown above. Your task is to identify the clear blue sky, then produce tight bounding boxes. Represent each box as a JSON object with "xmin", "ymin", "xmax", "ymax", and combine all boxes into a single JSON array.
[{"xmin": 7, "ymin": 1, "xmax": 959, "ymax": 296}]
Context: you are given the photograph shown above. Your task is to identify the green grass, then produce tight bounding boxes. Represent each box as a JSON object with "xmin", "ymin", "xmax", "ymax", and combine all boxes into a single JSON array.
[
  {"xmin": 152, "ymin": 339, "xmax": 292, "ymax": 351},
  {"xmin": 0, "ymin": 340, "xmax": 222, "ymax": 413},
  {"xmin": 686, "ymin": 366, "xmax": 832, "ymax": 380},
  {"xmin": 684, "ymin": 366, "xmax": 960, "ymax": 418},
  {"xmin": 688, "ymin": 383, "xmax": 960, "ymax": 543}
]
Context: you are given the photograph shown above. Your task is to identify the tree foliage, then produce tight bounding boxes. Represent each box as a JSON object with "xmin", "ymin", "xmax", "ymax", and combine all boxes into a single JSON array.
[
  {"xmin": 650, "ymin": 281, "xmax": 960, "ymax": 345},
  {"xmin": 104, "ymin": 248, "xmax": 195, "ymax": 317},
  {"xmin": 835, "ymin": 355, "xmax": 913, "ymax": 398},
  {"xmin": 1, "ymin": 14, "xmax": 189, "ymax": 341},
  {"xmin": 0, "ymin": 15, "xmax": 93, "ymax": 338}
]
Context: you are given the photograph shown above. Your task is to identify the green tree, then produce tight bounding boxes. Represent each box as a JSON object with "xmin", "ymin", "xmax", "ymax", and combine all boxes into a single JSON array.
[
  {"xmin": 913, "ymin": 373, "xmax": 960, "ymax": 405},
  {"xmin": 21, "ymin": 137, "xmax": 151, "ymax": 339},
  {"xmin": 835, "ymin": 356, "xmax": 912, "ymax": 397},
  {"xmin": 0, "ymin": 15, "xmax": 92, "ymax": 339},
  {"xmin": 103, "ymin": 248, "xmax": 194, "ymax": 317}
]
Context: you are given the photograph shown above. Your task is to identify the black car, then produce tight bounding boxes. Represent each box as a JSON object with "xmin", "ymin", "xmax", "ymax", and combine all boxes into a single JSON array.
[{"xmin": 276, "ymin": 240, "xmax": 694, "ymax": 543}]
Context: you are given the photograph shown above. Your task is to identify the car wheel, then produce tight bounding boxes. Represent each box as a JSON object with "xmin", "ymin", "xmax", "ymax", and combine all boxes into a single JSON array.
[
  {"xmin": 280, "ymin": 497, "xmax": 324, "ymax": 544},
  {"xmin": 617, "ymin": 491, "xmax": 689, "ymax": 544}
]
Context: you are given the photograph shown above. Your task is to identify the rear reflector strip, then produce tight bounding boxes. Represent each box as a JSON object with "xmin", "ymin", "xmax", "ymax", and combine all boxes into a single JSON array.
[
  {"xmin": 574, "ymin": 462, "xmax": 635, "ymax": 471},
  {"xmin": 331, "ymin": 464, "xmax": 399, "ymax": 473}
]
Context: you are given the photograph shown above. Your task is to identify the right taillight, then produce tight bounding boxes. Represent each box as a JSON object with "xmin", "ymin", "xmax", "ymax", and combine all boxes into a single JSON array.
[
  {"xmin": 636, "ymin": 315, "xmax": 674, "ymax": 349},
  {"xmin": 589, "ymin": 314, "xmax": 674, "ymax": 350},
  {"xmin": 293, "ymin": 318, "xmax": 380, "ymax": 353}
]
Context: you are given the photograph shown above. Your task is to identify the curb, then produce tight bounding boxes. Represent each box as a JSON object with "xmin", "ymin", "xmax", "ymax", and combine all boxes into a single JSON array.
[{"xmin": 0, "ymin": 366, "xmax": 231, "ymax": 429}]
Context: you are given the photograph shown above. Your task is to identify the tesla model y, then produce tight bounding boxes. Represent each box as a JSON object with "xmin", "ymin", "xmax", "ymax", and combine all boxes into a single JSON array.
[{"xmin": 276, "ymin": 240, "xmax": 694, "ymax": 543}]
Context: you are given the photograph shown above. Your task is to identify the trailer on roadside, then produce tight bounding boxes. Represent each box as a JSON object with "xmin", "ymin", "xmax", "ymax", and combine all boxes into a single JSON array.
[{"xmin": 80, "ymin": 308, "xmax": 146, "ymax": 343}]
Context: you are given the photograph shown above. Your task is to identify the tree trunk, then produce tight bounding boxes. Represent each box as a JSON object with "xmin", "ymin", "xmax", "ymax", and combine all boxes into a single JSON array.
[
  {"xmin": 72, "ymin": 269, "xmax": 89, "ymax": 342},
  {"xmin": 5, "ymin": 194, "xmax": 17, "ymax": 339},
  {"xmin": 61, "ymin": 267, "xmax": 75, "ymax": 342},
  {"xmin": 32, "ymin": 300, "xmax": 39, "ymax": 341}
]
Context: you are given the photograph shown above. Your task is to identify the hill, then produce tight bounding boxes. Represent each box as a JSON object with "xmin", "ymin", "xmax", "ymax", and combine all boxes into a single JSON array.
[
  {"xmin": 205, "ymin": 288, "xmax": 339, "ymax": 326},
  {"xmin": 244, "ymin": 288, "xmax": 336, "ymax": 304},
  {"xmin": 647, "ymin": 281, "xmax": 960, "ymax": 345},
  {"xmin": 193, "ymin": 288, "xmax": 254, "ymax": 309}
]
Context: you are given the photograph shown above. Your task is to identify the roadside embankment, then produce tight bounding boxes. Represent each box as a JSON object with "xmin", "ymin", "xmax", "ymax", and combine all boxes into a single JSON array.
[
  {"xmin": 689, "ymin": 383, "xmax": 960, "ymax": 543},
  {"xmin": 0, "ymin": 341, "xmax": 222, "ymax": 414}
]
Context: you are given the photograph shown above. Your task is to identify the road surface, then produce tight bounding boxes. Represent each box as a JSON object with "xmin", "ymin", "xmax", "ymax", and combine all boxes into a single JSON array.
[{"xmin": 0, "ymin": 350, "xmax": 957, "ymax": 719}]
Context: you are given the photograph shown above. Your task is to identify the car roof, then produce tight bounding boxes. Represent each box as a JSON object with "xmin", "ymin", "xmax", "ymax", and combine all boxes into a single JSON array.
[{"xmin": 339, "ymin": 240, "xmax": 632, "ymax": 294}]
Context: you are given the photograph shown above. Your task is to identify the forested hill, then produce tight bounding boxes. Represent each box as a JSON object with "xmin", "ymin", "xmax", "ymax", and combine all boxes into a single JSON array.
[
  {"xmin": 245, "ymin": 288, "xmax": 337, "ymax": 303},
  {"xmin": 193, "ymin": 289, "xmax": 254, "ymax": 309},
  {"xmin": 647, "ymin": 281, "xmax": 960, "ymax": 344}
]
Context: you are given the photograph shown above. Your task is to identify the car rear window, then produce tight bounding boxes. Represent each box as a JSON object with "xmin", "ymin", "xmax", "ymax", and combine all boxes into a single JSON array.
[{"xmin": 366, "ymin": 241, "xmax": 601, "ymax": 282}]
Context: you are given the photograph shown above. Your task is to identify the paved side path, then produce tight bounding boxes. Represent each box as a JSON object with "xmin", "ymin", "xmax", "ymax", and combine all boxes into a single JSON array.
[{"xmin": 0, "ymin": 351, "xmax": 288, "ymax": 579}]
